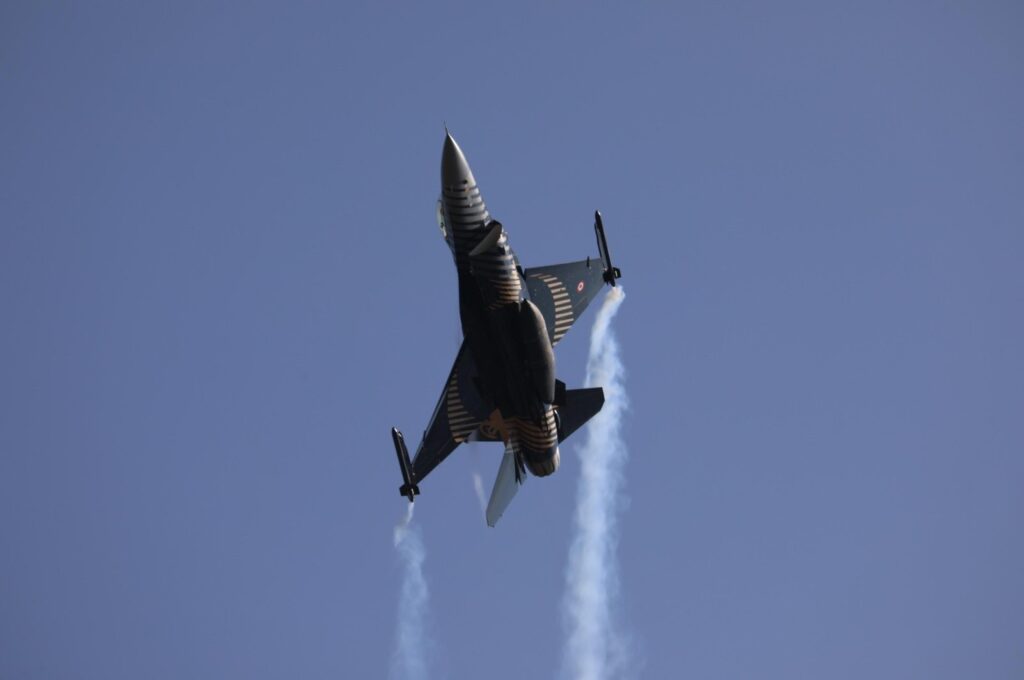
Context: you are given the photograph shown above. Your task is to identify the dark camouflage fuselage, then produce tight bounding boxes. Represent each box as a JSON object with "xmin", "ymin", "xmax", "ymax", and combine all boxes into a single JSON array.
[{"xmin": 438, "ymin": 133, "xmax": 559, "ymax": 476}]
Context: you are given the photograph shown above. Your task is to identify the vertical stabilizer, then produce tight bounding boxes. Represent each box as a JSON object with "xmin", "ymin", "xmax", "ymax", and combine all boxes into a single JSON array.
[{"xmin": 485, "ymin": 442, "xmax": 523, "ymax": 527}]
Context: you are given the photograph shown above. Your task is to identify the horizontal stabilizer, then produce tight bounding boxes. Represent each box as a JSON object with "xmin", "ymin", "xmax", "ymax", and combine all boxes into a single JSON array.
[{"xmin": 557, "ymin": 387, "xmax": 605, "ymax": 443}]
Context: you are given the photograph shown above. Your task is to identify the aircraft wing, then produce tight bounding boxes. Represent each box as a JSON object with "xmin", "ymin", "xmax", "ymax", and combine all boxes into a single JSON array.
[
  {"xmin": 410, "ymin": 342, "xmax": 492, "ymax": 483},
  {"xmin": 523, "ymin": 259, "xmax": 608, "ymax": 346}
]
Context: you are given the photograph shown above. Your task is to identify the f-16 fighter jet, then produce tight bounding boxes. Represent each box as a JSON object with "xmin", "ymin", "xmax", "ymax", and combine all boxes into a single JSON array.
[{"xmin": 391, "ymin": 131, "xmax": 621, "ymax": 526}]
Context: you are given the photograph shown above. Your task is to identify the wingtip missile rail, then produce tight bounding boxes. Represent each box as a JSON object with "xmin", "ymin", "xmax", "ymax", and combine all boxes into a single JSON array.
[
  {"xmin": 391, "ymin": 427, "xmax": 420, "ymax": 502},
  {"xmin": 594, "ymin": 211, "xmax": 622, "ymax": 286}
]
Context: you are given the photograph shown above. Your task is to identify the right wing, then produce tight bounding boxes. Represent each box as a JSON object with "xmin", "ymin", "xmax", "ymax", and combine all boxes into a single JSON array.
[
  {"xmin": 523, "ymin": 258, "xmax": 608, "ymax": 346},
  {"xmin": 524, "ymin": 211, "xmax": 621, "ymax": 347},
  {"xmin": 410, "ymin": 342, "xmax": 492, "ymax": 484}
]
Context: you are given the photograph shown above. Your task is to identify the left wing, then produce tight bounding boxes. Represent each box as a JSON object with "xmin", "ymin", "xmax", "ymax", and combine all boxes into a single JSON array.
[{"xmin": 410, "ymin": 342, "xmax": 492, "ymax": 483}]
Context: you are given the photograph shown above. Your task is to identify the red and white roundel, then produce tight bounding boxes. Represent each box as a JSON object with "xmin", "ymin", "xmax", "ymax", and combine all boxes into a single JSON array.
[{"xmin": 576, "ymin": 281, "xmax": 585, "ymax": 293}]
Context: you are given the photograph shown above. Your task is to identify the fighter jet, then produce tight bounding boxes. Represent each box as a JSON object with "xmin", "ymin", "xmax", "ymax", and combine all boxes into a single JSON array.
[{"xmin": 391, "ymin": 131, "xmax": 621, "ymax": 526}]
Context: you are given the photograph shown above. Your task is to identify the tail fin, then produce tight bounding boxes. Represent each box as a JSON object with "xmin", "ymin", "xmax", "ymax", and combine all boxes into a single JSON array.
[
  {"xmin": 486, "ymin": 442, "xmax": 523, "ymax": 527},
  {"xmin": 557, "ymin": 388, "xmax": 605, "ymax": 443}
]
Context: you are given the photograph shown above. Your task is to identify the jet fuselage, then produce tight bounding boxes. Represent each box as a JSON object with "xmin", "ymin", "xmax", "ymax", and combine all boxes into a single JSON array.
[{"xmin": 438, "ymin": 133, "xmax": 559, "ymax": 475}]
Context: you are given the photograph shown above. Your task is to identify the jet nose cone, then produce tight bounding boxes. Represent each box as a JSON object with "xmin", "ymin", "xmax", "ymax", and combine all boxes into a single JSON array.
[{"xmin": 441, "ymin": 131, "xmax": 476, "ymax": 190}]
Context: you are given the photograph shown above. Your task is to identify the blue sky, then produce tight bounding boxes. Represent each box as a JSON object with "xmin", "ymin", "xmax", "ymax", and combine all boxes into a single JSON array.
[{"xmin": 1, "ymin": 2, "xmax": 1022, "ymax": 678}]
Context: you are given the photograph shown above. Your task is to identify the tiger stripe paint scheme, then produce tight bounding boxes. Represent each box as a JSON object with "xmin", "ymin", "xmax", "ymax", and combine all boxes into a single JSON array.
[{"xmin": 394, "ymin": 131, "xmax": 621, "ymax": 522}]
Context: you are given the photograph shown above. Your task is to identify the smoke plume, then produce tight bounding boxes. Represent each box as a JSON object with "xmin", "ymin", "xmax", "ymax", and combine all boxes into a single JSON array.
[
  {"xmin": 561, "ymin": 287, "xmax": 632, "ymax": 680},
  {"xmin": 390, "ymin": 504, "xmax": 430, "ymax": 680}
]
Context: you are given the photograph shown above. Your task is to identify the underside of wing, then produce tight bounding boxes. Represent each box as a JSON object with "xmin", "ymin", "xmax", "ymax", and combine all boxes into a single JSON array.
[
  {"xmin": 524, "ymin": 259, "xmax": 607, "ymax": 346},
  {"xmin": 410, "ymin": 342, "xmax": 492, "ymax": 483}
]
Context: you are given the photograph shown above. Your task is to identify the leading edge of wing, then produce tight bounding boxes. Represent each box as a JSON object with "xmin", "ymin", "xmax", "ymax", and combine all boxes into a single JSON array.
[{"xmin": 409, "ymin": 342, "xmax": 490, "ymax": 484}]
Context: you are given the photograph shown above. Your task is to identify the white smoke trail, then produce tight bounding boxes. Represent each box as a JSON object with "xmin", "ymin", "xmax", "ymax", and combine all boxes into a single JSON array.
[
  {"xmin": 390, "ymin": 503, "xmax": 430, "ymax": 680},
  {"xmin": 561, "ymin": 287, "xmax": 631, "ymax": 680}
]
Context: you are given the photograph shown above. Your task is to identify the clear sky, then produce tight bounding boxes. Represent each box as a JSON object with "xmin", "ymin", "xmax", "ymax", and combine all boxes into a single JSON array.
[{"xmin": 2, "ymin": 2, "xmax": 1022, "ymax": 678}]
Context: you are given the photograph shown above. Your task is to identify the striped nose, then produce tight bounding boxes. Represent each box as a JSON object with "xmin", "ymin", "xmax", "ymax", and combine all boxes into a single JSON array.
[
  {"xmin": 441, "ymin": 131, "xmax": 475, "ymax": 190},
  {"xmin": 441, "ymin": 132, "xmax": 491, "ymax": 235}
]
